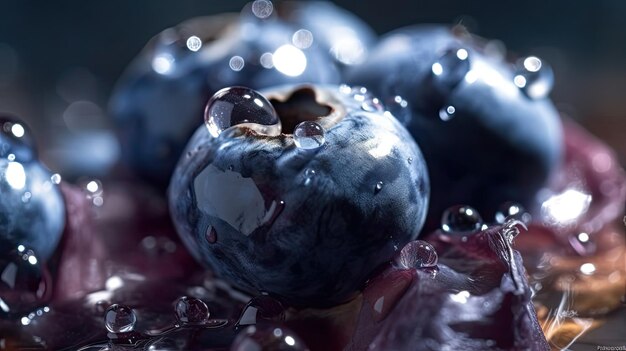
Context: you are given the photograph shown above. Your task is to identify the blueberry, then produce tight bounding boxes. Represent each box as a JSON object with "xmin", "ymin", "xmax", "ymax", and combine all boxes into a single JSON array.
[
  {"xmin": 168, "ymin": 84, "xmax": 429, "ymax": 307},
  {"xmin": 0, "ymin": 116, "xmax": 65, "ymax": 262},
  {"xmin": 346, "ymin": 26, "xmax": 563, "ymax": 226},
  {"xmin": 110, "ymin": 12, "xmax": 341, "ymax": 189},
  {"xmin": 277, "ymin": 1, "xmax": 377, "ymax": 68},
  {"xmin": 1, "ymin": 116, "xmax": 64, "ymax": 316}
]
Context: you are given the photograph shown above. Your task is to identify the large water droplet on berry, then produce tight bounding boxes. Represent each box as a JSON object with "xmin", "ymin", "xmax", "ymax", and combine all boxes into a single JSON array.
[
  {"xmin": 204, "ymin": 87, "xmax": 280, "ymax": 138},
  {"xmin": 293, "ymin": 121, "xmax": 325, "ymax": 149},
  {"xmin": 231, "ymin": 325, "xmax": 307, "ymax": 351},
  {"xmin": 513, "ymin": 56, "xmax": 554, "ymax": 99},
  {"xmin": 395, "ymin": 240, "xmax": 438, "ymax": 269},
  {"xmin": 236, "ymin": 295, "xmax": 285, "ymax": 327},
  {"xmin": 0, "ymin": 247, "xmax": 49, "ymax": 316},
  {"xmin": 174, "ymin": 296, "xmax": 210, "ymax": 325},
  {"xmin": 441, "ymin": 205, "xmax": 483, "ymax": 233},
  {"xmin": 495, "ymin": 202, "xmax": 531, "ymax": 224},
  {"xmin": 431, "ymin": 48, "xmax": 470, "ymax": 93},
  {"xmin": 104, "ymin": 304, "xmax": 137, "ymax": 333}
]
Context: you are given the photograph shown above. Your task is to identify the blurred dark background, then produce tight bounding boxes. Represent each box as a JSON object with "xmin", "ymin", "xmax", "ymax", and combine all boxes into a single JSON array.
[{"xmin": 1, "ymin": 0, "xmax": 625, "ymax": 173}]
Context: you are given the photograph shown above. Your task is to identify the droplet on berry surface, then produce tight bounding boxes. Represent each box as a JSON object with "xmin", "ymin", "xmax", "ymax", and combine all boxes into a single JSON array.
[
  {"xmin": 104, "ymin": 304, "xmax": 137, "ymax": 333},
  {"xmin": 302, "ymin": 168, "xmax": 316, "ymax": 186},
  {"xmin": 374, "ymin": 181, "xmax": 383, "ymax": 193},
  {"xmin": 204, "ymin": 87, "xmax": 280, "ymax": 138},
  {"xmin": 441, "ymin": 205, "xmax": 483, "ymax": 233},
  {"xmin": 293, "ymin": 121, "xmax": 325, "ymax": 149},
  {"xmin": 395, "ymin": 240, "xmax": 438, "ymax": 269},
  {"xmin": 431, "ymin": 48, "xmax": 471, "ymax": 93},
  {"xmin": 513, "ymin": 56, "xmax": 554, "ymax": 99},
  {"xmin": 174, "ymin": 296, "xmax": 210, "ymax": 325},
  {"xmin": 231, "ymin": 325, "xmax": 308, "ymax": 351}
]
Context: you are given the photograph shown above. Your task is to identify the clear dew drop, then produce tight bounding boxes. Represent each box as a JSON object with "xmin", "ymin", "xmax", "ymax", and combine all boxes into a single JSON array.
[
  {"xmin": 348, "ymin": 86, "xmax": 384, "ymax": 112},
  {"xmin": 303, "ymin": 168, "xmax": 316, "ymax": 186},
  {"xmin": 441, "ymin": 205, "xmax": 483, "ymax": 233},
  {"xmin": 431, "ymin": 48, "xmax": 471, "ymax": 93},
  {"xmin": 495, "ymin": 202, "xmax": 531, "ymax": 224},
  {"xmin": 374, "ymin": 181, "xmax": 383, "ymax": 193},
  {"xmin": 104, "ymin": 304, "xmax": 137, "ymax": 334},
  {"xmin": 206, "ymin": 226, "xmax": 217, "ymax": 244},
  {"xmin": 513, "ymin": 56, "xmax": 554, "ymax": 99},
  {"xmin": 407, "ymin": 157, "xmax": 413, "ymax": 164},
  {"xmin": 174, "ymin": 296, "xmax": 210, "ymax": 325},
  {"xmin": 438, "ymin": 105, "xmax": 456, "ymax": 121},
  {"xmin": 204, "ymin": 87, "xmax": 280, "ymax": 138},
  {"xmin": 293, "ymin": 121, "xmax": 325, "ymax": 149},
  {"xmin": 395, "ymin": 240, "xmax": 439, "ymax": 269}
]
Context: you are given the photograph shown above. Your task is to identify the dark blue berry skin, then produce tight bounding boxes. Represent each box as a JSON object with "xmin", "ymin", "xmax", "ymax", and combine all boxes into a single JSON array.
[
  {"xmin": 277, "ymin": 1, "xmax": 377, "ymax": 68},
  {"xmin": 0, "ymin": 116, "xmax": 65, "ymax": 262},
  {"xmin": 346, "ymin": 26, "xmax": 563, "ymax": 227},
  {"xmin": 168, "ymin": 84, "xmax": 429, "ymax": 307},
  {"xmin": 110, "ymin": 14, "xmax": 341, "ymax": 189}
]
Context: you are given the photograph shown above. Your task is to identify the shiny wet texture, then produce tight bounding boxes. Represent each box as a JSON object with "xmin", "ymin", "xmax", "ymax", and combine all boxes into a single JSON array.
[
  {"xmin": 346, "ymin": 26, "xmax": 564, "ymax": 229},
  {"xmin": 169, "ymin": 84, "xmax": 430, "ymax": 307}
]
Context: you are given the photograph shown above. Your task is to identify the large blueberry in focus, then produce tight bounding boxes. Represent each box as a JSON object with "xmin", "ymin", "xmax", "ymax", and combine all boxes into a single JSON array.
[
  {"xmin": 346, "ymin": 26, "xmax": 563, "ymax": 227},
  {"xmin": 168, "ymin": 84, "xmax": 429, "ymax": 307},
  {"xmin": 0, "ymin": 116, "xmax": 66, "ymax": 262},
  {"xmin": 110, "ymin": 11, "xmax": 341, "ymax": 189},
  {"xmin": 277, "ymin": 1, "xmax": 377, "ymax": 68}
]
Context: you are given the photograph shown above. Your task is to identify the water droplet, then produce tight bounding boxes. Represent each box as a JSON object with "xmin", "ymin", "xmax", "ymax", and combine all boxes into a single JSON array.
[
  {"xmin": 21, "ymin": 191, "xmax": 31, "ymax": 203},
  {"xmin": 236, "ymin": 295, "xmax": 285, "ymax": 327},
  {"xmin": 441, "ymin": 205, "xmax": 483, "ymax": 233},
  {"xmin": 231, "ymin": 325, "xmax": 307, "ymax": 351},
  {"xmin": 251, "ymin": 0, "xmax": 273, "ymax": 19},
  {"xmin": 407, "ymin": 157, "xmax": 413, "ymax": 164},
  {"xmin": 513, "ymin": 56, "xmax": 554, "ymax": 99},
  {"xmin": 395, "ymin": 240, "xmax": 438, "ymax": 269},
  {"xmin": 206, "ymin": 227, "xmax": 217, "ymax": 244},
  {"xmin": 431, "ymin": 48, "xmax": 471, "ymax": 93},
  {"xmin": 438, "ymin": 105, "xmax": 456, "ymax": 121},
  {"xmin": 293, "ymin": 121, "xmax": 325, "ymax": 149},
  {"xmin": 374, "ymin": 181, "xmax": 383, "ymax": 193},
  {"xmin": 174, "ymin": 296, "xmax": 210, "ymax": 325},
  {"xmin": 50, "ymin": 173, "xmax": 62, "ymax": 184},
  {"xmin": 495, "ymin": 202, "xmax": 531, "ymax": 224},
  {"xmin": 204, "ymin": 87, "xmax": 280, "ymax": 138},
  {"xmin": 303, "ymin": 168, "xmax": 316, "ymax": 186},
  {"xmin": 104, "ymin": 304, "xmax": 137, "ymax": 333}
]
